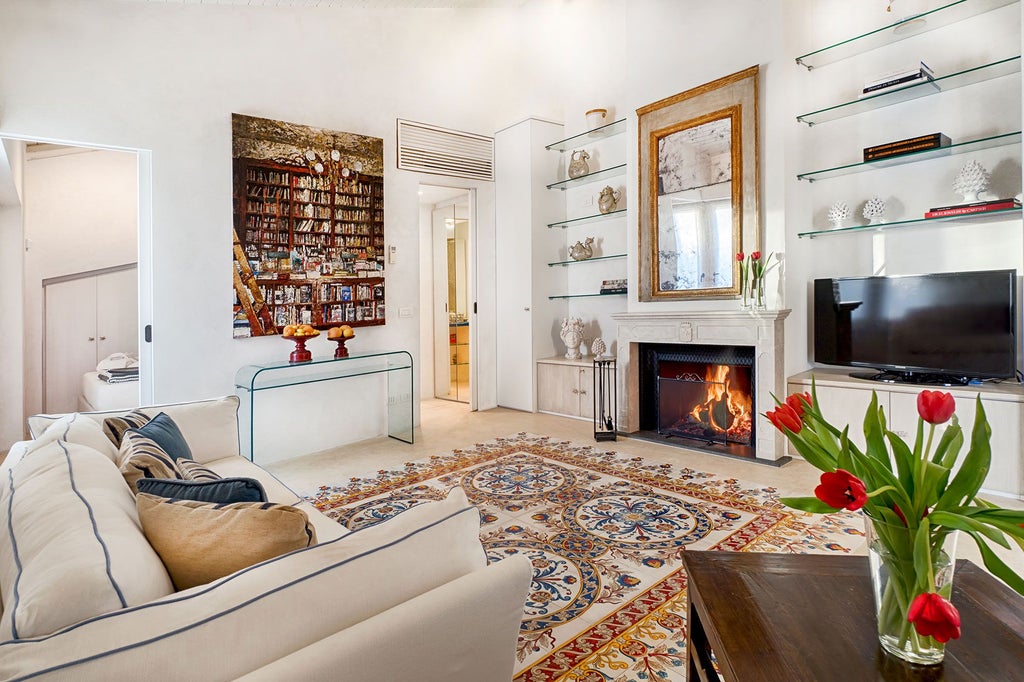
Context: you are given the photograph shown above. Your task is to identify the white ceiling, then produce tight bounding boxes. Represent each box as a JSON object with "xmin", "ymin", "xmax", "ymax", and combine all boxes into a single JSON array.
[{"xmin": 117, "ymin": 0, "xmax": 527, "ymax": 7}]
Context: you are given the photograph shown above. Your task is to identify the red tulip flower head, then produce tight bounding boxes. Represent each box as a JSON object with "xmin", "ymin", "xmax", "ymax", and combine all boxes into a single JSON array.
[
  {"xmin": 751, "ymin": 251, "xmax": 761, "ymax": 260},
  {"xmin": 766, "ymin": 404, "xmax": 802, "ymax": 434},
  {"xmin": 917, "ymin": 390, "xmax": 955, "ymax": 425},
  {"xmin": 907, "ymin": 592, "xmax": 961, "ymax": 643},
  {"xmin": 785, "ymin": 392, "xmax": 813, "ymax": 417},
  {"xmin": 736, "ymin": 252, "xmax": 744, "ymax": 261},
  {"xmin": 814, "ymin": 469, "xmax": 868, "ymax": 511}
]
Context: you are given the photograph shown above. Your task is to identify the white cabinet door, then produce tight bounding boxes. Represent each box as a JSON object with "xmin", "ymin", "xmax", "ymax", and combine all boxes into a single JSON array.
[
  {"xmin": 96, "ymin": 268, "xmax": 139, "ymax": 360},
  {"xmin": 45, "ymin": 277, "xmax": 97, "ymax": 414},
  {"xmin": 578, "ymin": 367, "xmax": 594, "ymax": 420},
  {"xmin": 889, "ymin": 392, "xmax": 1023, "ymax": 498},
  {"xmin": 537, "ymin": 363, "xmax": 580, "ymax": 417},
  {"xmin": 495, "ymin": 122, "xmax": 536, "ymax": 412}
]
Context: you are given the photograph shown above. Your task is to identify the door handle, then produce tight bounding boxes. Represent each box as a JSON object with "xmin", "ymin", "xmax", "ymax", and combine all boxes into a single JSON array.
[
  {"xmin": 99, "ymin": 336, "xmax": 106, "ymax": 341},
  {"xmin": 88, "ymin": 337, "xmax": 95, "ymax": 341},
  {"xmin": 523, "ymin": 307, "xmax": 530, "ymax": 311}
]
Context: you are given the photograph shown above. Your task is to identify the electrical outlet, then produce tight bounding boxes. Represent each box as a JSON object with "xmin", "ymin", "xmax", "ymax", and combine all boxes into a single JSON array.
[
  {"xmin": 582, "ymin": 196, "xmax": 594, "ymax": 207},
  {"xmin": 399, "ymin": 307, "xmax": 413, "ymax": 318}
]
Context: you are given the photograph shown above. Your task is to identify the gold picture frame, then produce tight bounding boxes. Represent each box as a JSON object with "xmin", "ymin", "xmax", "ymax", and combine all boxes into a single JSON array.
[{"xmin": 637, "ymin": 66, "xmax": 760, "ymax": 301}]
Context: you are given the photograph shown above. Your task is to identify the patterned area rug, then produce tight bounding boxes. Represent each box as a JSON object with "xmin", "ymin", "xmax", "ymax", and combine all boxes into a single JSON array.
[{"xmin": 305, "ymin": 433, "xmax": 863, "ymax": 681}]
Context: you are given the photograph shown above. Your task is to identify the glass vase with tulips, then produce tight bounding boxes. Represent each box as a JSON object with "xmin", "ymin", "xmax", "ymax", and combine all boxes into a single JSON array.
[{"xmin": 766, "ymin": 383, "xmax": 1024, "ymax": 664}]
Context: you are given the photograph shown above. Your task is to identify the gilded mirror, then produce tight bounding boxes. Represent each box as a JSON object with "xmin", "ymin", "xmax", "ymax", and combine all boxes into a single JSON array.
[{"xmin": 638, "ymin": 66, "xmax": 760, "ymax": 301}]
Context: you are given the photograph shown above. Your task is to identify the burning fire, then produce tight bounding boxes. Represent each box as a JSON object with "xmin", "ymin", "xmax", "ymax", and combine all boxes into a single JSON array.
[{"xmin": 689, "ymin": 364, "xmax": 752, "ymax": 441}]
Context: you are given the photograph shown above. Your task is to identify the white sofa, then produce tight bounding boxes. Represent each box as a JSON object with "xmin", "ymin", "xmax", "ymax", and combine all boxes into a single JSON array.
[{"xmin": 0, "ymin": 396, "xmax": 531, "ymax": 681}]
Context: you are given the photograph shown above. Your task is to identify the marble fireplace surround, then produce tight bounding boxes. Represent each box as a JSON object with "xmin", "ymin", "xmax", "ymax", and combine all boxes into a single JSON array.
[{"xmin": 612, "ymin": 310, "xmax": 791, "ymax": 464}]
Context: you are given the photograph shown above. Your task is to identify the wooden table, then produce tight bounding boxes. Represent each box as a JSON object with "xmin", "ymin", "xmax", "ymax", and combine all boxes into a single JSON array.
[{"xmin": 682, "ymin": 551, "xmax": 1024, "ymax": 681}]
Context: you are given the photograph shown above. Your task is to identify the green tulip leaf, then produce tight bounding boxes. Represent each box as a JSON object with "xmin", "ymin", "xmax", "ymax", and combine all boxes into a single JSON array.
[
  {"xmin": 927, "ymin": 510, "xmax": 1010, "ymax": 549},
  {"xmin": 785, "ymin": 431, "xmax": 837, "ymax": 473},
  {"xmin": 969, "ymin": 532, "xmax": 1024, "ymax": 597},
  {"xmin": 863, "ymin": 392, "xmax": 888, "ymax": 465},
  {"xmin": 932, "ymin": 417, "xmax": 963, "ymax": 467},
  {"xmin": 920, "ymin": 461, "xmax": 951, "ymax": 510},
  {"xmin": 885, "ymin": 430, "xmax": 916, "ymax": 494},
  {"xmin": 935, "ymin": 399, "xmax": 991, "ymax": 511},
  {"xmin": 912, "ymin": 518, "xmax": 933, "ymax": 592},
  {"xmin": 779, "ymin": 496, "xmax": 839, "ymax": 514}
]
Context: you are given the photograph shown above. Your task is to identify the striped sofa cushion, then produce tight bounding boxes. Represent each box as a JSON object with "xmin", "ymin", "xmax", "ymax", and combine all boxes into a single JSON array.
[
  {"xmin": 117, "ymin": 432, "xmax": 182, "ymax": 493},
  {"xmin": 176, "ymin": 459, "xmax": 221, "ymax": 482},
  {"xmin": 102, "ymin": 410, "xmax": 150, "ymax": 448},
  {"xmin": 0, "ymin": 439, "xmax": 174, "ymax": 640}
]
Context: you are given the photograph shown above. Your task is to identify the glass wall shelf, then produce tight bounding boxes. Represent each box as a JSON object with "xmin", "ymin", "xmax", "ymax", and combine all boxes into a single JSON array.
[
  {"xmin": 797, "ymin": 207, "xmax": 1021, "ymax": 238},
  {"xmin": 548, "ymin": 292, "xmax": 628, "ymax": 300},
  {"xmin": 547, "ymin": 208, "xmax": 626, "ymax": 229},
  {"xmin": 795, "ymin": 0, "xmax": 1016, "ymax": 70},
  {"xmin": 546, "ymin": 118, "xmax": 627, "ymax": 151},
  {"xmin": 797, "ymin": 131, "xmax": 1021, "ymax": 182},
  {"xmin": 547, "ymin": 164, "xmax": 627, "ymax": 191},
  {"xmin": 548, "ymin": 254, "xmax": 626, "ymax": 267},
  {"xmin": 797, "ymin": 56, "xmax": 1020, "ymax": 126}
]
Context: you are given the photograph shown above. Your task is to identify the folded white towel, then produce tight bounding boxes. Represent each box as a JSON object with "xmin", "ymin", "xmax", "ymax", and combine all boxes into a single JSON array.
[{"xmin": 96, "ymin": 352, "xmax": 139, "ymax": 373}]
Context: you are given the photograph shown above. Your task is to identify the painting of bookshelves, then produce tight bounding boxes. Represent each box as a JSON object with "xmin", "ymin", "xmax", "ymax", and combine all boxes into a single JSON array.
[{"xmin": 234, "ymin": 158, "xmax": 386, "ymax": 329}]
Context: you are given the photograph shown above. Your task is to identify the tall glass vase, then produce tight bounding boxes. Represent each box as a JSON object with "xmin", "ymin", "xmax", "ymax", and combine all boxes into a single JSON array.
[
  {"xmin": 753, "ymin": 278, "xmax": 766, "ymax": 310},
  {"xmin": 866, "ymin": 518, "xmax": 958, "ymax": 665}
]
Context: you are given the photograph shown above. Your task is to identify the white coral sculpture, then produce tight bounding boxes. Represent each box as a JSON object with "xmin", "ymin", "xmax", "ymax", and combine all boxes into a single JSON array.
[
  {"xmin": 863, "ymin": 196, "xmax": 887, "ymax": 224},
  {"xmin": 952, "ymin": 160, "xmax": 990, "ymax": 203},
  {"xmin": 827, "ymin": 200, "xmax": 851, "ymax": 227}
]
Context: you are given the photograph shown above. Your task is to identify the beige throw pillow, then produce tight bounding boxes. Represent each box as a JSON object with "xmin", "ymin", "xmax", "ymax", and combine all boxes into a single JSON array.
[
  {"xmin": 102, "ymin": 409, "xmax": 151, "ymax": 447},
  {"xmin": 136, "ymin": 493, "xmax": 317, "ymax": 590}
]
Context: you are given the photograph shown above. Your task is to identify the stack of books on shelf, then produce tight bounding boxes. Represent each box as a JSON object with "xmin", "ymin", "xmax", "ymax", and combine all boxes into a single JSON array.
[
  {"xmin": 859, "ymin": 61, "xmax": 937, "ymax": 98},
  {"xmin": 600, "ymin": 279, "xmax": 627, "ymax": 295},
  {"xmin": 863, "ymin": 132, "xmax": 951, "ymax": 162},
  {"xmin": 924, "ymin": 198, "xmax": 1021, "ymax": 219}
]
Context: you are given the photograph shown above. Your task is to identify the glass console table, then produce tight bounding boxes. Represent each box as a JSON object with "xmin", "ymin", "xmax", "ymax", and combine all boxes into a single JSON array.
[{"xmin": 234, "ymin": 350, "xmax": 414, "ymax": 461}]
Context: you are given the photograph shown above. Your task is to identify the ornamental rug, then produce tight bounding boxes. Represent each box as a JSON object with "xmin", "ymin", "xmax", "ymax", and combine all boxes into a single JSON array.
[{"xmin": 305, "ymin": 433, "xmax": 863, "ymax": 682}]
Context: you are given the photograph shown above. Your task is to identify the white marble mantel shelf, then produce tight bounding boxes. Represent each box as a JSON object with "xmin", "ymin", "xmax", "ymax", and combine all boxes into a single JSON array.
[{"xmin": 611, "ymin": 309, "xmax": 791, "ymax": 463}]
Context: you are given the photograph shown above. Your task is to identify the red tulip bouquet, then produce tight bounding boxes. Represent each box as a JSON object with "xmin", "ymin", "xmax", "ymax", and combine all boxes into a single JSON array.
[{"xmin": 766, "ymin": 383, "xmax": 1024, "ymax": 664}]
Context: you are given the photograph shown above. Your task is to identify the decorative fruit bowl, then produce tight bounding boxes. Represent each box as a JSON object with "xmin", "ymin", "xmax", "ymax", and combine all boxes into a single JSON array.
[
  {"xmin": 327, "ymin": 325, "xmax": 355, "ymax": 358},
  {"xmin": 281, "ymin": 324, "xmax": 320, "ymax": 363}
]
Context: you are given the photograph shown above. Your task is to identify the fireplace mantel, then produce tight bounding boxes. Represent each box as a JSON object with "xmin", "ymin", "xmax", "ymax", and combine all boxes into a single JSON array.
[{"xmin": 612, "ymin": 310, "xmax": 790, "ymax": 463}]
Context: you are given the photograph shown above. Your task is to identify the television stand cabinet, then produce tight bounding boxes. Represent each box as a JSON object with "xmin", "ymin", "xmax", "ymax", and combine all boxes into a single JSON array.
[{"xmin": 787, "ymin": 368, "xmax": 1024, "ymax": 500}]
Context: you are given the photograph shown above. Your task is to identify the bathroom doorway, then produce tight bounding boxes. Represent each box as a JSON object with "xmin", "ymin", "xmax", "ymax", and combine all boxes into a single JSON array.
[{"xmin": 419, "ymin": 185, "xmax": 473, "ymax": 405}]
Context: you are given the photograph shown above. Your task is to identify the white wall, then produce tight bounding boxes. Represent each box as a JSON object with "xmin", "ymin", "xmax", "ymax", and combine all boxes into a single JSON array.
[
  {"xmin": 20, "ymin": 148, "xmax": 139, "ymax": 418},
  {"xmin": 0, "ymin": 140, "xmax": 25, "ymax": 449}
]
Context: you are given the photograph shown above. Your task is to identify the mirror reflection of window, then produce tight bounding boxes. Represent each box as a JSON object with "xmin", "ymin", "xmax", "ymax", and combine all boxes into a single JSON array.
[{"xmin": 658, "ymin": 199, "xmax": 732, "ymax": 291}]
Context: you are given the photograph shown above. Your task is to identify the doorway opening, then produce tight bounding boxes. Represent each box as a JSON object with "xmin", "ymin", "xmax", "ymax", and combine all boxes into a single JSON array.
[
  {"xmin": 419, "ymin": 184, "xmax": 474, "ymax": 406},
  {"xmin": 0, "ymin": 137, "xmax": 149, "ymax": 440}
]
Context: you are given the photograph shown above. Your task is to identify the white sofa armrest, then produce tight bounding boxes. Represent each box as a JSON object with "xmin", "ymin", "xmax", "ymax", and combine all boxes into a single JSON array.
[
  {"xmin": 1, "ymin": 441, "xmax": 30, "ymax": 473},
  {"xmin": 235, "ymin": 555, "xmax": 532, "ymax": 682}
]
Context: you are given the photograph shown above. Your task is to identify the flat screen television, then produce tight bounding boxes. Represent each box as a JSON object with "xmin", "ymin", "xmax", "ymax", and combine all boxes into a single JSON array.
[{"xmin": 813, "ymin": 270, "xmax": 1018, "ymax": 384}]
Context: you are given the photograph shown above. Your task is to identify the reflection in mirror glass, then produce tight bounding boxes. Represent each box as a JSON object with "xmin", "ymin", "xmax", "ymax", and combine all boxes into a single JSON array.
[{"xmin": 655, "ymin": 116, "xmax": 734, "ymax": 292}]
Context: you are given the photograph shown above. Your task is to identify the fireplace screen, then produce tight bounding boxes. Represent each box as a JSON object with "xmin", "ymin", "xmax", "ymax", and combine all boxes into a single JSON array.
[{"xmin": 657, "ymin": 361, "xmax": 753, "ymax": 446}]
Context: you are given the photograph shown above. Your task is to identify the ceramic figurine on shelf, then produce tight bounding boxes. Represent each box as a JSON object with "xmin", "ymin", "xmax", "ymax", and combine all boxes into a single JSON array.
[
  {"xmin": 598, "ymin": 186, "xmax": 621, "ymax": 214},
  {"xmin": 591, "ymin": 337, "xmax": 607, "ymax": 358},
  {"xmin": 560, "ymin": 317, "xmax": 585, "ymax": 360},
  {"xmin": 863, "ymin": 196, "xmax": 887, "ymax": 225},
  {"xmin": 568, "ymin": 149, "xmax": 590, "ymax": 179},
  {"xmin": 569, "ymin": 237, "xmax": 594, "ymax": 261},
  {"xmin": 827, "ymin": 200, "xmax": 851, "ymax": 229},
  {"xmin": 586, "ymin": 108, "xmax": 608, "ymax": 130},
  {"xmin": 952, "ymin": 160, "xmax": 991, "ymax": 203}
]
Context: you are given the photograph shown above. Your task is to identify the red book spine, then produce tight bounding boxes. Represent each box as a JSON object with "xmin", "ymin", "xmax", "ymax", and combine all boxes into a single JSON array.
[{"xmin": 925, "ymin": 202, "xmax": 1019, "ymax": 218}]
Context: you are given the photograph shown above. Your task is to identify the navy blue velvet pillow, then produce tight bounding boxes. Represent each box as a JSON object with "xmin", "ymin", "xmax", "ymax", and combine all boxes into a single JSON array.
[
  {"xmin": 135, "ymin": 477, "xmax": 267, "ymax": 504},
  {"xmin": 132, "ymin": 412, "xmax": 193, "ymax": 461}
]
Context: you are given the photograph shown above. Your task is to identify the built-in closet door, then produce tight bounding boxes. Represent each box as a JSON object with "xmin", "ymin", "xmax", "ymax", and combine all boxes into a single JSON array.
[{"xmin": 44, "ymin": 266, "xmax": 138, "ymax": 413}]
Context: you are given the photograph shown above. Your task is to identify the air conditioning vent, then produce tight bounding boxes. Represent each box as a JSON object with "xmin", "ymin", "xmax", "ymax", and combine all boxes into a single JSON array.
[{"xmin": 397, "ymin": 119, "xmax": 494, "ymax": 181}]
